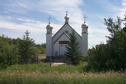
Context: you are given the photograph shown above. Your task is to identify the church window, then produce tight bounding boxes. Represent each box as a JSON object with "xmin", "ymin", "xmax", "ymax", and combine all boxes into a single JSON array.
[{"xmin": 59, "ymin": 41, "xmax": 69, "ymax": 44}]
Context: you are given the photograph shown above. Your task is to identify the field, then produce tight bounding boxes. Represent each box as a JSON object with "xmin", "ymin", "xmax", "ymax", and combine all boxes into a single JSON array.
[{"xmin": 0, "ymin": 63, "xmax": 126, "ymax": 84}]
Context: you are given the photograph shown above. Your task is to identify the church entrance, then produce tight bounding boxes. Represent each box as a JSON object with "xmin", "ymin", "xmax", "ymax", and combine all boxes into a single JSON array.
[{"xmin": 59, "ymin": 41, "xmax": 69, "ymax": 56}]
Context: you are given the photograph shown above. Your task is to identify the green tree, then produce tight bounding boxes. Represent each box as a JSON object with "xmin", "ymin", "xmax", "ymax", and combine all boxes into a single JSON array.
[
  {"xmin": 18, "ymin": 30, "xmax": 38, "ymax": 64},
  {"xmin": 104, "ymin": 17, "xmax": 126, "ymax": 70},
  {"xmin": 87, "ymin": 17, "xmax": 126, "ymax": 71},
  {"xmin": 65, "ymin": 31, "xmax": 82, "ymax": 65},
  {"xmin": 0, "ymin": 36, "xmax": 18, "ymax": 69}
]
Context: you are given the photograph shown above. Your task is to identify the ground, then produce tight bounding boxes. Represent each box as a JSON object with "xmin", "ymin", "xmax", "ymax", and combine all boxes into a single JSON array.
[{"xmin": 0, "ymin": 62, "xmax": 126, "ymax": 84}]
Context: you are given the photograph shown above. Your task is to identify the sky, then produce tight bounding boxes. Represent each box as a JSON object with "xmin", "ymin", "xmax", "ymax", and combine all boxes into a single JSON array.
[{"xmin": 0, "ymin": 0, "xmax": 126, "ymax": 48}]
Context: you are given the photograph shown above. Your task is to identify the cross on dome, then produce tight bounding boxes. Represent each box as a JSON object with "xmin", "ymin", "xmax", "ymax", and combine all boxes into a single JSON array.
[
  {"xmin": 66, "ymin": 11, "xmax": 68, "ymax": 17},
  {"xmin": 83, "ymin": 16, "xmax": 87, "ymax": 23},
  {"xmin": 65, "ymin": 11, "xmax": 69, "ymax": 24},
  {"xmin": 48, "ymin": 16, "xmax": 51, "ymax": 25}
]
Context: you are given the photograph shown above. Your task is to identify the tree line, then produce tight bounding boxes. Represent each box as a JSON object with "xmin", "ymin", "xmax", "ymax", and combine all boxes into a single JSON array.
[
  {"xmin": 86, "ymin": 17, "xmax": 126, "ymax": 71},
  {"xmin": 0, "ymin": 31, "xmax": 45, "ymax": 69}
]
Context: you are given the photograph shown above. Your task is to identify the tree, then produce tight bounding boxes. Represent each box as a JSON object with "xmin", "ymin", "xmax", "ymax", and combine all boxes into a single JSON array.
[
  {"xmin": 18, "ymin": 30, "xmax": 39, "ymax": 64},
  {"xmin": 0, "ymin": 36, "xmax": 18, "ymax": 69},
  {"xmin": 104, "ymin": 17, "xmax": 126, "ymax": 70},
  {"xmin": 86, "ymin": 17, "xmax": 126, "ymax": 71},
  {"xmin": 65, "ymin": 31, "xmax": 82, "ymax": 65}
]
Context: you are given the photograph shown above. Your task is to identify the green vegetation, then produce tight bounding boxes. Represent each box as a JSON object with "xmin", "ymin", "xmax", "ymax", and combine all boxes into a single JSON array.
[
  {"xmin": 3, "ymin": 63, "xmax": 84, "ymax": 72},
  {"xmin": 65, "ymin": 31, "xmax": 82, "ymax": 65},
  {"xmin": 35, "ymin": 44, "xmax": 46, "ymax": 54},
  {"xmin": 0, "ymin": 63, "xmax": 126, "ymax": 84},
  {"xmin": 18, "ymin": 30, "xmax": 39, "ymax": 64},
  {"xmin": 87, "ymin": 17, "xmax": 126, "ymax": 71},
  {"xmin": 0, "ymin": 31, "xmax": 46, "ymax": 69},
  {"xmin": 0, "ymin": 35, "xmax": 19, "ymax": 69}
]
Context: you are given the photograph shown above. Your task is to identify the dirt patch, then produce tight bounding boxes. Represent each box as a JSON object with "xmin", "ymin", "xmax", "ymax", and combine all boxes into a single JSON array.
[{"xmin": 51, "ymin": 63, "xmax": 65, "ymax": 66}]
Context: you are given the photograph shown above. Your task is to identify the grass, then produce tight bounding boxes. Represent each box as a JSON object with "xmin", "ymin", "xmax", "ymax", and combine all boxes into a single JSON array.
[
  {"xmin": 0, "ymin": 63, "xmax": 126, "ymax": 84},
  {"xmin": 0, "ymin": 74, "xmax": 126, "ymax": 84},
  {"xmin": 3, "ymin": 63, "xmax": 84, "ymax": 73}
]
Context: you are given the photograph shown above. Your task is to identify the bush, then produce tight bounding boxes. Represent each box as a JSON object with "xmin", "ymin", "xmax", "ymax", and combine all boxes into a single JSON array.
[{"xmin": 0, "ymin": 37, "xmax": 18, "ymax": 69}]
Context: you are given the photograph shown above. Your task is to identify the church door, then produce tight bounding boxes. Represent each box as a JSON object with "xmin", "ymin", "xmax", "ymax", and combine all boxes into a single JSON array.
[{"xmin": 59, "ymin": 41, "xmax": 69, "ymax": 56}]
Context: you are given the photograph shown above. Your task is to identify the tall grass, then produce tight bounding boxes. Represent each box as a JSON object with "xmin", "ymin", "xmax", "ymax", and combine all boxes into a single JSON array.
[
  {"xmin": 0, "ymin": 63, "xmax": 126, "ymax": 84},
  {"xmin": 0, "ymin": 72, "xmax": 126, "ymax": 84},
  {"xmin": 3, "ymin": 63, "xmax": 84, "ymax": 73}
]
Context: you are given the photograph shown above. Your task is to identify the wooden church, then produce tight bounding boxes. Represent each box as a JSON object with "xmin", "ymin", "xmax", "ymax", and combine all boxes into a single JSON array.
[{"xmin": 46, "ymin": 12, "xmax": 88, "ymax": 61}]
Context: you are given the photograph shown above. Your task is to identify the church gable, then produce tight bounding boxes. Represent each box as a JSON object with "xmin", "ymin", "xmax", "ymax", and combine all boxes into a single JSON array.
[
  {"xmin": 53, "ymin": 32, "xmax": 70, "ymax": 44},
  {"xmin": 52, "ymin": 24, "xmax": 81, "ymax": 43}
]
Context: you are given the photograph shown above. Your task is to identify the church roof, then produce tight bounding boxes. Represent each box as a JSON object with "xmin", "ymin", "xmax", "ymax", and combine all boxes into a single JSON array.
[
  {"xmin": 53, "ymin": 32, "xmax": 70, "ymax": 44},
  {"xmin": 67, "ymin": 24, "xmax": 82, "ymax": 38},
  {"xmin": 52, "ymin": 13, "xmax": 82, "ymax": 43},
  {"xmin": 52, "ymin": 23, "xmax": 82, "ymax": 39}
]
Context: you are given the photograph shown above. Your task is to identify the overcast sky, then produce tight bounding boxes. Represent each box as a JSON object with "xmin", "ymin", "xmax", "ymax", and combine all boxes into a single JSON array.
[{"xmin": 0, "ymin": 0, "xmax": 126, "ymax": 48}]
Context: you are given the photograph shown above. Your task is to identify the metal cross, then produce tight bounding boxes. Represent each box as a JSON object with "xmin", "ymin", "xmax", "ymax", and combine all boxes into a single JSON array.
[
  {"xmin": 83, "ymin": 16, "xmax": 87, "ymax": 23},
  {"xmin": 48, "ymin": 16, "xmax": 51, "ymax": 24},
  {"xmin": 66, "ymin": 11, "xmax": 68, "ymax": 16}
]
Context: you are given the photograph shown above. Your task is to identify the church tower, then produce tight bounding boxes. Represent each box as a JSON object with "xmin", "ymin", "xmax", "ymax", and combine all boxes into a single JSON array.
[
  {"xmin": 46, "ymin": 19, "xmax": 53, "ymax": 57},
  {"xmin": 81, "ymin": 19, "xmax": 88, "ymax": 56}
]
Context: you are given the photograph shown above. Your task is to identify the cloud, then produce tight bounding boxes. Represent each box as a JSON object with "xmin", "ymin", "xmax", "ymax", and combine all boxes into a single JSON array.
[
  {"xmin": 0, "ymin": 16, "xmax": 46, "ymax": 32},
  {"xmin": 0, "ymin": 16, "xmax": 62, "ymax": 33},
  {"xmin": 0, "ymin": 20, "xmax": 40, "ymax": 32},
  {"xmin": 117, "ymin": 0, "xmax": 126, "ymax": 19},
  {"xmin": 16, "ymin": 18, "xmax": 35, "ymax": 23},
  {"xmin": 0, "ymin": 0, "xmax": 114, "ymax": 48},
  {"xmin": 1, "ymin": 0, "xmax": 85, "ymax": 34},
  {"xmin": 3, "ymin": 0, "xmax": 84, "ymax": 24}
]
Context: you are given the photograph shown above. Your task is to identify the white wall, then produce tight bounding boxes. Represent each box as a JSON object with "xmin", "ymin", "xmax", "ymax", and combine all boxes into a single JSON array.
[
  {"xmin": 81, "ymin": 26, "xmax": 88, "ymax": 56},
  {"xmin": 53, "ymin": 33, "xmax": 69, "ymax": 56},
  {"xmin": 46, "ymin": 34, "xmax": 52, "ymax": 57}
]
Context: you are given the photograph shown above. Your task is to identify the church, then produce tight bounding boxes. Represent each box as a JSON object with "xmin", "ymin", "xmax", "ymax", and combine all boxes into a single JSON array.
[{"xmin": 46, "ymin": 13, "xmax": 88, "ymax": 61}]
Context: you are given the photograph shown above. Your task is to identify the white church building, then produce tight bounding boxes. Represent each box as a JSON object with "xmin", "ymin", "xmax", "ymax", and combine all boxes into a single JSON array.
[{"xmin": 46, "ymin": 13, "xmax": 88, "ymax": 61}]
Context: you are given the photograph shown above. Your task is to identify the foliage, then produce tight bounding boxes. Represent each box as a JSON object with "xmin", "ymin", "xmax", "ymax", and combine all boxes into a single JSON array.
[
  {"xmin": 87, "ymin": 17, "xmax": 126, "ymax": 71},
  {"xmin": 0, "ymin": 30, "xmax": 43, "ymax": 69},
  {"xmin": 87, "ymin": 44, "xmax": 108, "ymax": 71},
  {"xmin": 104, "ymin": 17, "xmax": 126, "ymax": 70},
  {"xmin": 18, "ymin": 30, "xmax": 39, "ymax": 64},
  {"xmin": 0, "ymin": 36, "xmax": 18, "ymax": 69},
  {"xmin": 65, "ymin": 31, "xmax": 82, "ymax": 65},
  {"xmin": 35, "ymin": 44, "xmax": 46, "ymax": 54}
]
